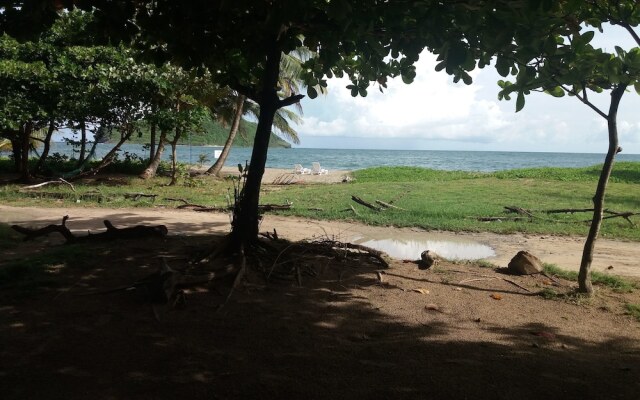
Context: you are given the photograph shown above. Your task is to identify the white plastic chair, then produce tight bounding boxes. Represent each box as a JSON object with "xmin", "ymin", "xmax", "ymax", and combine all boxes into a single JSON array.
[
  {"xmin": 293, "ymin": 164, "xmax": 311, "ymax": 174},
  {"xmin": 311, "ymin": 162, "xmax": 328, "ymax": 175}
]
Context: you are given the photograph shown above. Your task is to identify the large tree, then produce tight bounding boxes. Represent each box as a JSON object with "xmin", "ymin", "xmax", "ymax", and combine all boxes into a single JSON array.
[
  {"xmin": 61, "ymin": 0, "xmax": 482, "ymax": 247},
  {"xmin": 6, "ymin": 1, "xmax": 574, "ymax": 246},
  {"xmin": 489, "ymin": 0, "xmax": 640, "ymax": 294}
]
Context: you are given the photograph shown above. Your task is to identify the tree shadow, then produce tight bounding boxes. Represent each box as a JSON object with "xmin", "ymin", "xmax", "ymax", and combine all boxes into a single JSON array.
[{"xmin": 0, "ymin": 234, "xmax": 638, "ymax": 400}]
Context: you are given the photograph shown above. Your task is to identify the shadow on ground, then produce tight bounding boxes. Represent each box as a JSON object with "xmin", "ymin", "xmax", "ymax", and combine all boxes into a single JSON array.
[{"xmin": 0, "ymin": 229, "xmax": 638, "ymax": 400}]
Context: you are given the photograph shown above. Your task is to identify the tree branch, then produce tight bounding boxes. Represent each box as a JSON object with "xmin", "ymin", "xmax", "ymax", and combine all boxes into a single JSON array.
[
  {"xmin": 279, "ymin": 94, "xmax": 305, "ymax": 108},
  {"xmin": 620, "ymin": 22, "xmax": 640, "ymax": 47},
  {"xmin": 559, "ymin": 84, "xmax": 608, "ymax": 119}
]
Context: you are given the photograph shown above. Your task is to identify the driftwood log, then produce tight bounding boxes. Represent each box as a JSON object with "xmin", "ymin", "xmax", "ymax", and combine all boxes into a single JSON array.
[
  {"xmin": 351, "ymin": 195, "xmax": 382, "ymax": 211},
  {"xmin": 11, "ymin": 215, "xmax": 168, "ymax": 243},
  {"xmin": 19, "ymin": 178, "xmax": 75, "ymax": 192},
  {"xmin": 375, "ymin": 200, "xmax": 406, "ymax": 211}
]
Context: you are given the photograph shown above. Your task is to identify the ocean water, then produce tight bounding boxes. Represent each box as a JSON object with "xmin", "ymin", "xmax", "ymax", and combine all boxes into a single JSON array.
[{"xmin": 47, "ymin": 142, "xmax": 640, "ymax": 172}]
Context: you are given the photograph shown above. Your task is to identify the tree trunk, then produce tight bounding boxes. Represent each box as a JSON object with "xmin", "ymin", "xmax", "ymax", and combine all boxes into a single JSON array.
[
  {"xmin": 168, "ymin": 127, "xmax": 182, "ymax": 186},
  {"xmin": 65, "ymin": 128, "xmax": 133, "ymax": 181},
  {"xmin": 35, "ymin": 119, "xmax": 56, "ymax": 174},
  {"xmin": 149, "ymin": 122, "xmax": 157, "ymax": 160},
  {"xmin": 230, "ymin": 45, "xmax": 282, "ymax": 246},
  {"xmin": 140, "ymin": 129, "xmax": 167, "ymax": 179},
  {"xmin": 19, "ymin": 122, "xmax": 33, "ymax": 183},
  {"xmin": 578, "ymin": 84, "xmax": 626, "ymax": 295},
  {"xmin": 206, "ymin": 94, "xmax": 245, "ymax": 176},
  {"xmin": 10, "ymin": 135, "xmax": 21, "ymax": 172},
  {"xmin": 78, "ymin": 120, "xmax": 87, "ymax": 164}
]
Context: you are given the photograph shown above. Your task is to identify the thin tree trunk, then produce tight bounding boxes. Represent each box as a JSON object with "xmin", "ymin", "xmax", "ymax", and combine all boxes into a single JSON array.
[
  {"xmin": 19, "ymin": 122, "xmax": 33, "ymax": 183},
  {"xmin": 168, "ymin": 127, "xmax": 182, "ymax": 186},
  {"xmin": 207, "ymin": 94, "xmax": 245, "ymax": 176},
  {"xmin": 35, "ymin": 119, "xmax": 56, "ymax": 174},
  {"xmin": 65, "ymin": 128, "xmax": 133, "ymax": 181},
  {"xmin": 149, "ymin": 122, "xmax": 157, "ymax": 160},
  {"xmin": 10, "ymin": 134, "xmax": 21, "ymax": 172},
  {"xmin": 230, "ymin": 44, "xmax": 282, "ymax": 246},
  {"xmin": 139, "ymin": 129, "xmax": 167, "ymax": 179},
  {"xmin": 578, "ymin": 84, "xmax": 627, "ymax": 295},
  {"xmin": 78, "ymin": 120, "xmax": 87, "ymax": 164}
]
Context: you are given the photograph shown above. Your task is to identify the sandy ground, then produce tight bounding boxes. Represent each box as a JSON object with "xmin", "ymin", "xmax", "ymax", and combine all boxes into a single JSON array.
[
  {"xmin": 2, "ymin": 200, "xmax": 640, "ymax": 398},
  {"xmin": 2, "ymin": 204, "xmax": 638, "ymax": 278},
  {"xmin": 213, "ymin": 166, "xmax": 352, "ymax": 185}
]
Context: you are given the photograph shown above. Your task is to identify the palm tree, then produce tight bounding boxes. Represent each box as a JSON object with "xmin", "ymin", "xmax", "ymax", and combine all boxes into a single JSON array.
[{"xmin": 206, "ymin": 48, "xmax": 323, "ymax": 176}]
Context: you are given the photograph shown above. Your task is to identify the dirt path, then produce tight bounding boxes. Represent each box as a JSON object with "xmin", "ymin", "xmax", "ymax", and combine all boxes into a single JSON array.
[
  {"xmin": 1, "ymin": 205, "xmax": 638, "ymax": 277},
  {"xmin": 1, "ymin": 205, "xmax": 639, "ymax": 399}
]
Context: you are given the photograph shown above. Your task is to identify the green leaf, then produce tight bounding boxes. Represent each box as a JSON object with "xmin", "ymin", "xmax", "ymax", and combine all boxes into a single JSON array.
[
  {"xmin": 546, "ymin": 86, "xmax": 565, "ymax": 97},
  {"xmin": 634, "ymin": 81, "xmax": 640, "ymax": 95},
  {"xmin": 516, "ymin": 92, "xmax": 525, "ymax": 112},
  {"xmin": 581, "ymin": 31, "xmax": 595, "ymax": 44},
  {"xmin": 307, "ymin": 86, "xmax": 318, "ymax": 99},
  {"xmin": 496, "ymin": 57, "xmax": 510, "ymax": 77}
]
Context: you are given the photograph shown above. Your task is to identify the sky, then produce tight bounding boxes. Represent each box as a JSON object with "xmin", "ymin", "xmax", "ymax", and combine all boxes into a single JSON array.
[{"xmin": 292, "ymin": 25, "xmax": 640, "ymax": 154}]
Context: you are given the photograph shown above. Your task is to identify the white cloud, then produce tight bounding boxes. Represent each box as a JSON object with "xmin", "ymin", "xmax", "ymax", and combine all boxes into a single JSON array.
[
  {"xmin": 299, "ymin": 55, "xmax": 517, "ymax": 143},
  {"xmin": 296, "ymin": 49, "xmax": 640, "ymax": 153}
]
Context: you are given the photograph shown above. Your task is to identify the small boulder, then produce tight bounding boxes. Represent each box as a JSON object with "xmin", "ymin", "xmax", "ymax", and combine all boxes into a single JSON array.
[
  {"xmin": 508, "ymin": 250, "xmax": 543, "ymax": 275},
  {"xmin": 419, "ymin": 250, "xmax": 439, "ymax": 270}
]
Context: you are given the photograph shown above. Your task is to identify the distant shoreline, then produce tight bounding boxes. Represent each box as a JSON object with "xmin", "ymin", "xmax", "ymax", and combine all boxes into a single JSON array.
[{"xmin": 45, "ymin": 142, "xmax": 640, "ymax": 171}]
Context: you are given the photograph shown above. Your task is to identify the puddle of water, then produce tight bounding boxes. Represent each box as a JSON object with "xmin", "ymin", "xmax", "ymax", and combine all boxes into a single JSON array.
[{"xmin": 353, "ymin": 237, "xmax": 495, "ymax": 261}]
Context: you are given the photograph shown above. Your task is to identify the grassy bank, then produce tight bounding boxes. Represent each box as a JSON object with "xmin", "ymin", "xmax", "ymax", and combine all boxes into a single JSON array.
[
  {"xmin": 261, "ymin": 163, "xmax": 640, "ymax": 240},
  {"xmin": 1, "ymin": 162, "xmax": 638, "ymax": 240}
]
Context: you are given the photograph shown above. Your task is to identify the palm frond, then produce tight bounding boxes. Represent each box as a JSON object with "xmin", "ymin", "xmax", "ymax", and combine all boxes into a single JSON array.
[
  {"xmin": 272, "ymin": 109, "xmax": 300, "ymax": 145},
  {"xmin": 0, "ymin": 138, "xmax": 11, "ymax": 151}
]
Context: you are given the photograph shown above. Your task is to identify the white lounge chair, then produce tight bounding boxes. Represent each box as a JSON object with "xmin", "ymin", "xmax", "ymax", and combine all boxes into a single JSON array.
[
  {"xmin": 311, "ymin": 162, "xmax": 328, "ymax": 175},
  {"xmin": 293, "ymin": 164, "xmax": 311, "ymax": 174}
]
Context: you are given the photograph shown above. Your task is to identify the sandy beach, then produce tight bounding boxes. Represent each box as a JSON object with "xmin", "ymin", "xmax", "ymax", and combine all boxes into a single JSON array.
[{"xmin": 215, "ymin": 166, "xmax": 352, "ymax": 184}]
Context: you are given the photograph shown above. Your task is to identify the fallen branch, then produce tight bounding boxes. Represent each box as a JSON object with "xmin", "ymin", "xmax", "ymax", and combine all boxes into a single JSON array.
[
  {"xmin": 476, "ymin": 216, "xmax": 527, "ymax": 222},
  {"xmin": 164, "ymin": 197, "xmax": 211, "ymax": 209},
  {"xmin": 458, "ymin": 276, "xmax": 532, "ymax": 293},
  {"xmin": 259, "ymin": 203, "xmax": 292, "ymax": 212},
  {"xmin": 11, "ymin": 215, "xmax": 76, "ymax": 242},
  {"xmin": 351, "ymin": 195, "xmax": 382, "ymax": 211},
  {"xmin": 20, "ymin": 178, "xmax": 75, "ymax": 192},
  {"xmin": 124, "ymin": 193, "xmax": 158, "ymax": 201},
  {"xmin": 504, "ymin": 206, "xmax": 536, "ymax": 219},
  {"xmin": 501, "ymin": 277, "xmax": 533, "ymax": 293},
  {"xmin": 11, "ymin": 215, "xmax": 168, "ymax": 243},
  {"xmin": 543, "ymin": 208, "xmax": 595, "ymax": 214},
  {"xmin": 375, "ymin": 200, "xmax": 406, "ymax": 211},
  {"xmin": 593, "ymin": 211, "xmax": 638, "ymax": 226}
]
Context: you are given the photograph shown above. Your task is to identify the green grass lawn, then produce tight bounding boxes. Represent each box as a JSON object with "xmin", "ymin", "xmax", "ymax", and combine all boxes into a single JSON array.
[
  {"xmin": 1, "ymin": 162, "xmax": 639, "ymax": 240},
  {"xmin": 261, "ymin": 163, "xmax": 640, "ymax": 240}
]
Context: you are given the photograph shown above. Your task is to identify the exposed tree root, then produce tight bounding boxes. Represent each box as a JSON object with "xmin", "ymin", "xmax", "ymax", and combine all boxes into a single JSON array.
[{"xmin": 11, "ymin": 215, "xmax": 168, "ymax": 243}]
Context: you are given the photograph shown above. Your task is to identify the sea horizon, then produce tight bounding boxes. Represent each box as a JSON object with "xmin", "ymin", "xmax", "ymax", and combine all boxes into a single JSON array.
[{"xmin": 46, "ymin": 142, "xmax": 640, "ymax": 172}]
